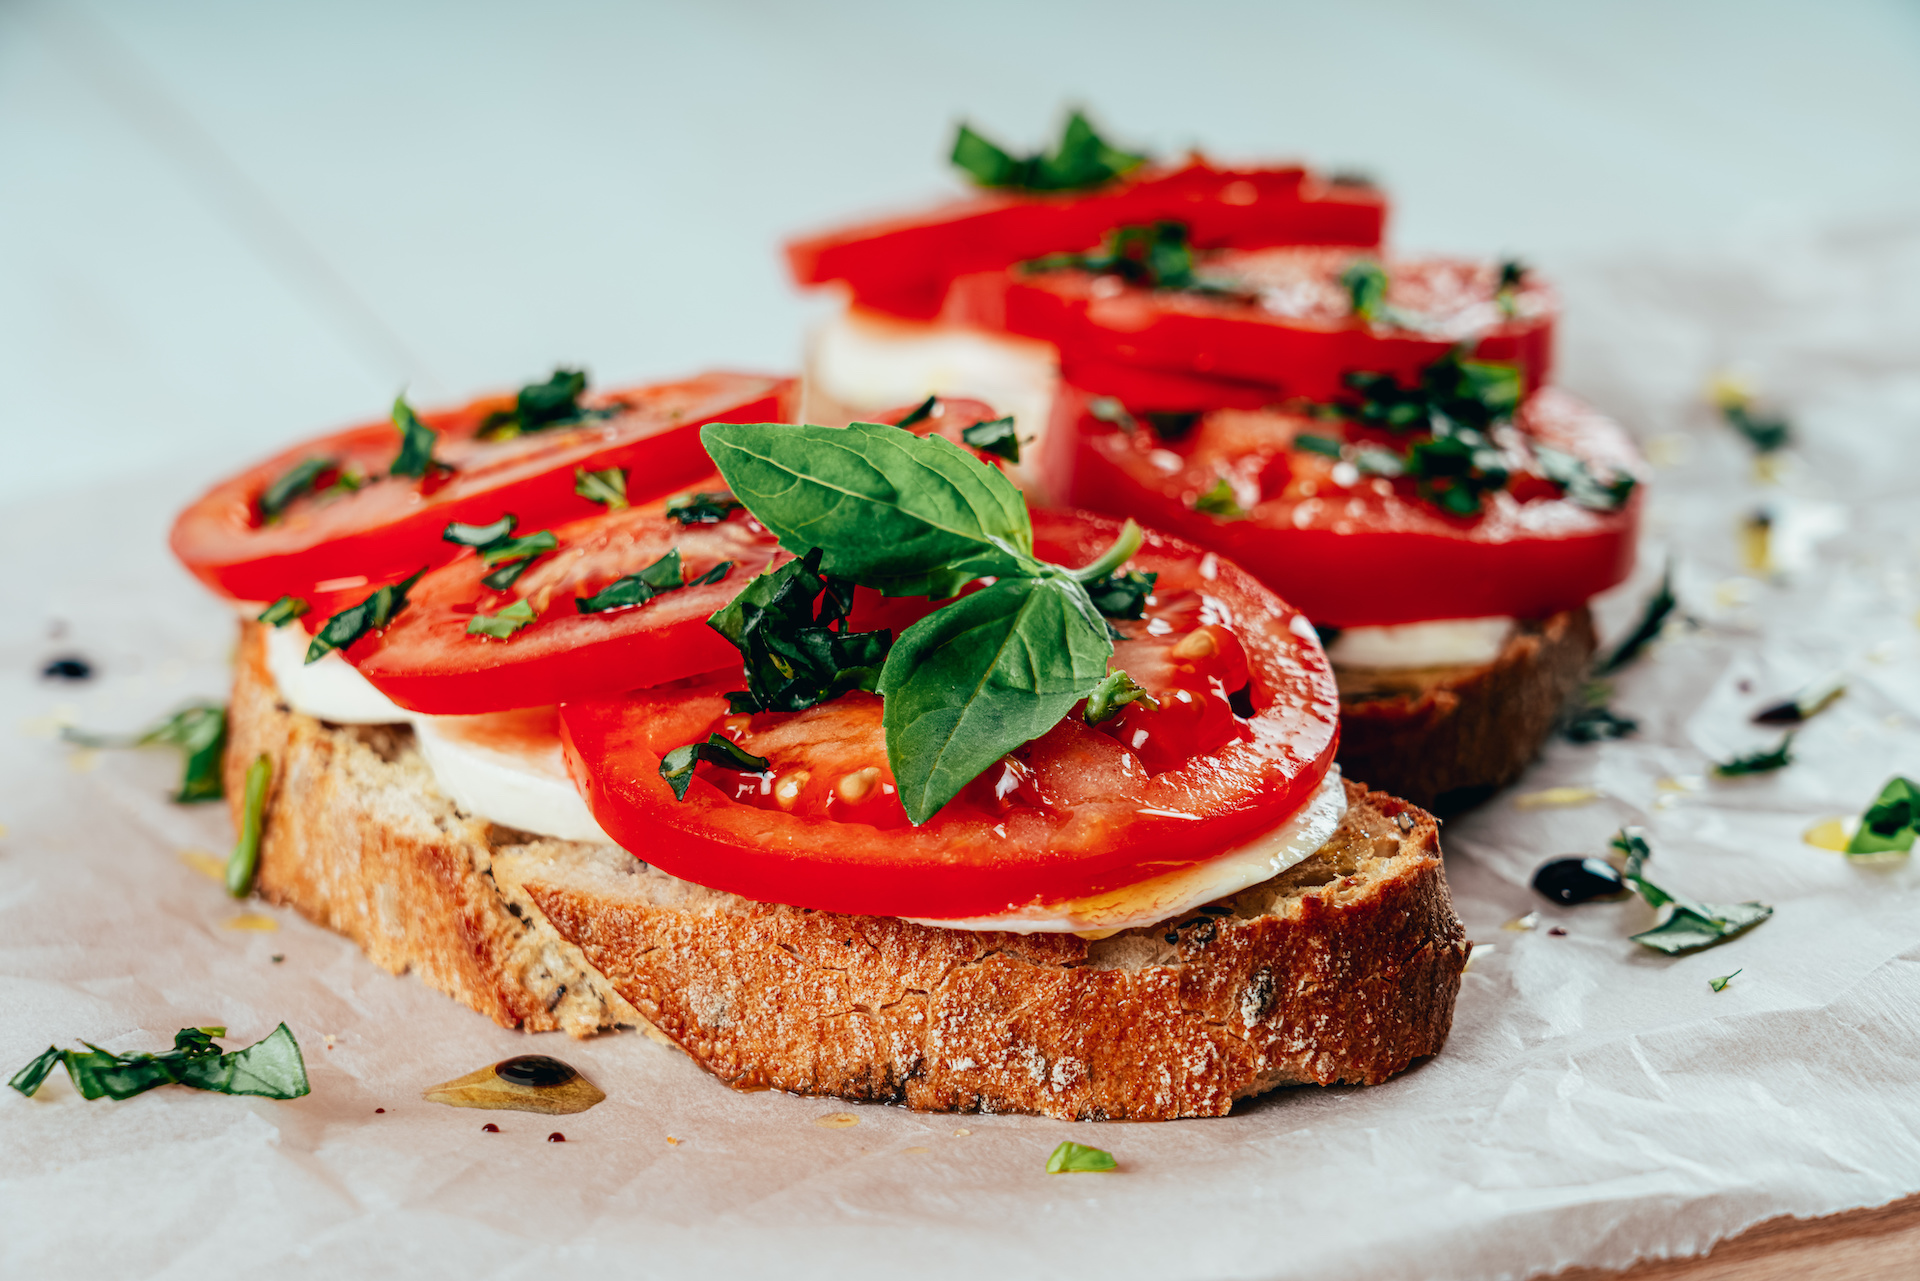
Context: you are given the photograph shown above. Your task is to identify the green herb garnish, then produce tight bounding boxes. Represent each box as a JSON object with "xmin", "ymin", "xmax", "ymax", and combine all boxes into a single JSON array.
[
  {"xmin": 1536, "ymin": 445, "xmax": 1638, "ymax": 512},
  {"xmin": 259, "ymin": 457, "xmax": 330, "ymax": 521},
  {"xmin": 478, "ymin": 369, "xmax": 599, "ymax": 440},
  {"xmin": 961, "ymin": 415, "xmax": 1020, "ymax": 463},
  {"xmin": 950, "ymin": 110, "xmax": 1145, "ymax": 192},
  {"xmin": 1083, "ymin": 670, "xmax": 1159, "ymax": 725},
  {"xmin": 1495, "ymin": 259, "xmax": 1527, "ymax": 317},
  {"xmin": 1403, "ymin": 432, "xmax": 1511, "ymax": 516},
  {"xmin": 256, "ymin": 596, "xmax": 309, "ymax": 628},
  {"xmin": 466, "ymin": 598, "xmax": 537, "ymax": 639},
  {"xmin": 1046, "ymin": 1140, "xmax": 1117, "ymax": 1173},
  {"xmin": 1711, "ymin": 379, "xmax": 1791, "ymax": 454},
  {"xmin": 1192, "ymin": 477, "xmax": 1245, "ymax": 519},
  {"xmin": 893, "ymin": 395, "xmax": 939, "ymax": 429},
  {"xmin": 575, "ymin": 550, "xmax": 687, "ymax": 614},
  {"xmin": 1612, "ymin": 827, "xmax": 1772, "ymax": 954},
  {"xmin": 1294, "ymin": 433, "xmax": 1344, "ymax": 458},
  {"xmin": 444, "ymin": 515, "xmax": 516, "ymax": 547},
  {"xmin": 10, "ymin": 1023, "xmax": 309, "ymax": 1102},
  {"xmin": 1560, "ymin": 681, "xmax": 1638, "ymax": 743},
  {"xmin": 1846, "ymin": 776, "xmax": 1919, "ymax": 855},
  {"xmin": 1024, "ymin": 221, "xmax": 1245, "ymax": 296},
  {"xmin": 1709, "ymin": 969, "xmax": 1742, "ymax": 992},
  {"xmin": 477, "ymin": 530, "xmax": 558, "ymax": 591},
  {"xmin": 666, "ymin": 491, "xmax": 744, "ymax": 525},
  {"xmin": 306, "ymin": 570, "xmax": 424, "ymax": 662},
  {"xmin": 388, "ymin": 394, "xmax": 440, "ymax": 479},
  {"xmin": 1142, "ymin": 411, "xmax": 1201, "ymax": 441},
  {"xmin": 1341, "ymin": 258, "xmax": 1390, "ymax": 323},
  {"xmin": 62, "ymin": 702, "xmax": 229, "ymax": 803},
  {"xmin": 1084, "ymin": 568, "xmax": 1156, "ymax": 620},
  {"xmin": 1595, "ymin": 563, "xmax": 1676, "ymax": 675},
  {"xmin": 574, "ymin": 466, "xmax": 628, "ymax": 509},
  {"xmin": 1712, "ymin": 733, "xmax": 1794, "ymax": 778},
  {"xmin": 1342, "ymin": 349, "xmax": 1522, "ymax": 436},
  {"xmin": 227, "ymin": 752, "xmax": 271, "ymax": 896},
  {"xmin": 658, "ymin": 734, "xmax": 771, "ymax": 801},
  {"xmin": 706, "ymin": 550, "xmax": 891, "ymax": 714}
]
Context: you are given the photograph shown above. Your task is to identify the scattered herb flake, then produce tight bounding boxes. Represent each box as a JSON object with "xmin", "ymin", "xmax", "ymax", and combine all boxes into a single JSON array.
[
  {"xmin": 1712, "ymin": 733, "xmax": 1794, "ymax": 778},
  {"xmin": 1595, "ymin": 563, "xmax": 1676, "ymax": 675},
  {"xmin": 1709, "ymin": 969, "xmax": 1742, "ymax": 993},
  {"xmin": 1340, "ymin": 257, "xmax": 1390, "ymax": 323},
  {"xmin": 960, "ymin": 415, "xmax": 1020, "ymax": 462},
  {"xmin": 1084, "ymin": 670, "xmax": 1160, "ymax": 725},
  {"xmin": 1711, "ymin": 378, "xmax": 1791, "ymax": 454},
  {"xmin": 1294, "ymin": 433, "xmax": 1344, "ymax": 458},
  {"xmin": 659, "ymin": 734, "xmax": 771, "ymax": 801},
  {"xmin": 226, "ymin": 752, "xmax": 272, "ymax": 896},
  {"xmin": 950, "ymin": 110, "xmax": 1145, "ymax": 193},
  {"xmin": 1611, "ymin": 827, "xmax": 1772, "ymax": 954},
  {"xmin": 306, "ymin": 569, "xmax": 425, "ymax": 662},
  {"xmin": 1536, "ymin": 445, "xmax": 1637, "ymax": 512},
  {"xmin": 574, "ymin": 466, "xmax": 628, "ymax": 509},
  {"xmin": 478, "ymin": 530, "xmax": 559, "ymax": 568},
  {"xmin": 388, "ymin": 394, "xmax": 440, "ymax": 479},
  {"xmin": 62, "ymin": 702, "xmax": 229, "ymax": 803},
  {"xmin": 1192, "ymin": 477, "xmax": 1245, "ymax": 519},
  {"xmin": 1753, "ymin": 670, "xmax": 1846, "ymax": 725},
  {"xmin": 707, "ymin": 550, "xmax": 892, "ymax": 713},
  {"xmin": 1561, "ymin": 681, "xmax": 1638, "ymax": 743},
  {"xmin": 1846, "ymin": 776, "xmax": 1919, "ymax": 855},
  {"xmin": 479, "ymin": 369, "xmax": 598, "ymax": 440},
  {"xmin": 1084, "ymin": 568, "xmax": 1156, "ymax": 620},
  {"xmin": 892, "ymin": 395, "xmax": 939, "ymax": 429},
  {"xmin": 444, "ymin": 516, "xmax": 517, "ymax": 548},
  {"xmin": 9, "ymin": 1023, "xmax": 310, "ymax": 1101},
  {"xmin": 259, "ymin": 457, "xmax": 331, "ymax": 521},
  {"xmin": 575, "ymin": 550, "xmax": 687, "ymax": 614},
  {"xmin": 256, "ymin": 596, "xmax": 309, "ymax": 628},
  {"xmin": 1024, "ymin": 221, "xmax": 1245, "ymax": 296},
  {"xmin": 665, "ymin": 491, "xmax": 743, "ymax": 525},
  {"xmin": 1046, "ymin": 1140, "xmax": 1117, "ymax": 1173},
  {"xmin": 466, "ymin": 598, "xmax": 537, "ymax": 640}
]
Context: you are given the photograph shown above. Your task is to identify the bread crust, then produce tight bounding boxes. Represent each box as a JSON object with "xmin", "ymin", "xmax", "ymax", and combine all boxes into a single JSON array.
[
  {"xmin": 1333, "ymin": 607, "xmax": 1595, "ymax": 814},
  {"xmin": 226, "ymin": 621, "xmax": 1468, "ymax": 1121}
]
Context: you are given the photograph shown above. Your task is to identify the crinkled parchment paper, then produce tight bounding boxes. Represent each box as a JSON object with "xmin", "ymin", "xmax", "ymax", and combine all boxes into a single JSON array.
[{"xmin": 3, "ymin": 218, "xmax": 1919, "ymax": 1280}]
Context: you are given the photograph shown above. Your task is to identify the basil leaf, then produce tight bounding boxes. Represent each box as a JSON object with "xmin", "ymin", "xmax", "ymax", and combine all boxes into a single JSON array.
[
  {"xmin": 63, "ymin": 702, "xmax": 229, "ymax": 803},
  {"xmin": 708, "ymin": 551, "xmax": 891, "ymax": 713},
  {"xmin": 466, "ymin": 598, "xmax": 537, "ymax": 639},
  {"xmin": 686, "ymin": 561, "xmax": 733, "ymax": 588},
  {"xmin": 1561, "ymin": 681, "xmax": 1637, "ymax": 743},
  {"xmin": 575, "ymin": 550, "xmax": 685, "ymax": 614},
  {"xmin": 478, "ymin": 530, "xmax": 558, "ymax": 567},
  {"xmin": 659, "ymin": 734, "xmax": 770, "ymax": 801},
  {"xmin": 666, "ymin": 490, "xmax": 743, "ymax": 525},
  {"xmin": 1712, "ymin": 733, "xmax": 1794, "ymax": 777},
  {"xmin": 444, "ymin": 516, "xmax": 516, "ymax": 548},
  {"xmin": 1046, "ymin": 1141, "xmax": 1118, "ymax": 1173},
  {"xmin": 256, "ymin": 596, "xmax": 309, "ymax": 628},
  {"xmin": 9, "ymin": 1024, "xmax": 309, "ymax": 1101},
  {"xmin": 893, "ymin": 395, "xmax": 939, "ymax": 429},
  {"xmin": 1715, "ymin": 386, "xmax": 1792, "ymax": 454},
  {"xmin": 1340, "ymin": 258, "xmax": 1389, "ymax": 322},
  {"xmin": 1025, "ymin": 222, "xmax": 1245, "ymax": 297},
  {"xmin": 1083, "ymin": 669, "xmax": 1158, "ymax": 725},
  {"xmin": 1341, "ymin": 349, "xmax": 1521, "ymax": 436},
  {"xmin": 1536, "ymin": 445, "xmax": 1637, "ymax": 512},
  {"xmin": 960, "ymin": 415, "xmax": 1020, "ymax": 462},
  {"xmin": 1847, "ymin": 776, "xmax": 1920, "ymax": 855},
  {"xmin": 575, "ymin": 466, "xmax": 628, "ymax": 509},
  {"xmin": 1595, "ymin": 563, "xmax": 1676, "ymax": 675},
  {"xmin": 479, "ymin": 369, "xmax": 596, "ymax": 439},
  {"xmin": 389, "ymin": 394, "xmax": 440, "ymax": 479},
  {"xmin": 259, "ymin": 457, "xmax": 330, "ymax": 521},
  {"xmin": 1294, "ymin": 433, "xmax": 1343, "ymax": 458},
  {"xmin": 1084, "ymin": 568, "xmax": 1155, "ymax": 620},
  {"xmin": 1192, "ymin": 477, "xmax": 1244, "ymax": 519},
  {"xmin": 879, "ymin": 572, "xmax": 1111, "ymax": 824},
  {"xmin": 1611, "ymin": 826, "xmax": 1772, "ymax": 954},
  {"xmin": 1404, "ymin": 431, "xmax": 1510, "ymax": 516},
  {"xmin": 306, "ymin": 569, "xmax": 425, "ymax": 662},
  {"xmin": 1709, "ymin": 969, "xmax": 1742, "ymax": 992},
  {"xmin": 226, "ymin": 752, "xmax": 271, "ymax": 896},
  {"xmin": 950, "ymin": 110, "xmax": 1145, "ymax": 193},
  {"xmin": 701, "ymin": 420, "xmax": 1032, "ymax": 598}
]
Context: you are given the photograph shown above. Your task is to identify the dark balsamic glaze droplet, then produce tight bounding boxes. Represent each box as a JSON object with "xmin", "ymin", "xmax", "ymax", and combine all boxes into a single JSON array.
[
  {"xmin": 40, "ymin": 655, "xmax": 93, "ymax": 682},
  {"xmin": 547, "ymin": 1131, "xmax": 566, "ymax": 1142},
  {"xmin": 374, "ymin": 1107, "xmax": 385, "ymax": 1113},
  {"xmin": 1531, "ymin": 856, "xmax": 1629, "ymax": 905},
  {"xmin": 482, "ymin": 1123, "xmax": 500, "ymax": 1132},
  {"xmin": 1752, "ymin": 699, "xmax": 1803, "ymax": 725},
  {"xmin": 494, "ymin": 1054, "xmax": 578, "ymax": 1089}
]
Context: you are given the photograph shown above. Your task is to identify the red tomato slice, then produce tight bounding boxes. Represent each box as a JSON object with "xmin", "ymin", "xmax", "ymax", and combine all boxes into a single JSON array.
[
  {"xmin": 558, "ymin": 508, "xmax": 1340, "ymax": 920},
  {"xmin": 999, "ymin": 249, "xmax": 1555, "ymax": 404},
  {"xmin": 323, "ymin": 487, "xmax": 786, "ymax": 714},
  {"xmin": 170, "ymin": 371, "xmax": 791, "ymax": 603},
  {"xmin": 1046, "ymin": 382, "xmax": 1642, "ymax": 628},
  {"xmin": 787, "ymin": 161, "xmax": 1385, "ymax": 321}
]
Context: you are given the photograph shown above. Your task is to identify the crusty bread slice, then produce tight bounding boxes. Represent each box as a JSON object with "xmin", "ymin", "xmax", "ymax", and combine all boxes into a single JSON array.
[
  {"xmin": 225, "ymin": 621, "xmax": 1468, "ymax": 1121},
  {"xmin": 1332, "ymin": 607, "xmax": 1595, "ymax": 816}
]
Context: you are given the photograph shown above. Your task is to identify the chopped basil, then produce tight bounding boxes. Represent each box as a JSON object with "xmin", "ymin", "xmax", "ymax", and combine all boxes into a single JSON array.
[
  {"xmin": 1536, "ymin": 445, "xmax": 1637, "ymax": 512},
  {"xmin": 256, "ymin": 596, "xmax": 309, "ymax": 628},
  {"xmin": 961, "ymin": 415, "xmax": 1020, "ymax": 462},
  {"xmin": 478, "ymin": 369, "xmax": 600, "ymax": 440},
  {"xmin": 1712, "ymin": 733, "xmax": 1794, "ymax": 777},
  {"xmin": 306, "ymin": 569, "xmax": 425, "ymax": 663},
  {"xmin": 1083, "ymin": 670, "xmax": 1159, "ymax": 725},
  {"xmin": 1708, "ymin": 969, "xmax": 1742, "ymax": 993},
  {"xmin": 444, "ymin": 515, "xmax": 517, "ymax": 547},
  {"xmin": 1846, "ymin": 776, "xmax": 1919, "ymax": 855},
  {"xmin": 1495, "ymin": 259, "xmax": 1528, "ymax": 317},
  {"xmin": 1024, "ymin": 221, "xmax": 1246, "ymax": 296},
  {"xmin": 1340, "ymin": 258, "xmax": 1389, "ymax": 322},
  {"xmin": 893, "ymin": 395, "xmax": 939, "ymax": 429},
  {"xmin": 574, "ymin": 466, "xmax": 628, "ymax": 509},
  {"xmin": 1142, "ymin": 411, "xmax": 1202, "ymax": 442},
  {"xmin": 1595, "ymin": 563, "xmax": 1676, "ymax": 675},
  {"xmin": 467, "ymin": 598, "xmax": 537, "ymax": 639},
  {"xmin": 1754, "ymin": 670, "xmax": 1846, "ymax": 724},
  {"xmin": 388, "ymin": 394, "xmax": 440, "ymax": 479},
  {"xmin": 658, "ymin": 734, "xmax": 770, "ymax": 801},
  {"xmin": 9, "ymin": 1023, "xmax": 309, "ymax": 1102},
  {"xmin": 259, "ymin": 457, "xmax": 331, "ymax": 521},
  {"xmin": 1612, "ymin": 827, "xmax": 1772, "ymax": 954},
  {"xmin": 1342, "ymin": 349, "xmax": 1522, "ymax": 436},
  {"xmin": 1560, "ymin": 681, "xmax": 1638, "ymax": 743},
  {"xmin": 666, "ymin": 491, "xmax": 744, "ymax": 525},
  {"xmin": 227, "ymin": 752, "xmax": 271, "ymax": 896},
  {"xmin": 1086, "ymin": 396, "xmax": 1137, "ymax": 433},
  {"xmin": 1294, "ymin": 433, "xmax": 1344, "ymax": 458},
  {"xmin": 1084, "ymin": 568, "xmax": 1156, "ymax": 620},
  {"xmin": 1403, "ymin": 432, "xmax": 1510, "ymax": 516},
  {"xmin": 705, "ymin": 550, "xmax": 892, "ymax": 715},
  {"xmin": 1046, "ymin": 1140, "xmax": 1117, "ymax": 1174},
  {"xmin": 62, "ymin": 702, "xmax": 229, "ymax": 803},
  {"xmin": 1716, "ymin": 392, "xmax": 1791, "ymax": 454},
  {"xmin": 478, "ymin": 530, "xmax": 559, "ymax": 568},
  {"xmin": 1192, "ymin": 477, "xmax": 1245, "ymax": 519},
  {"xmin": 950, "ymin": 111, "xmax": 1145, "ymax": 192},
  {"xmin": 575, "ymin": 550, "xmax": 687, "ymax": 614}
]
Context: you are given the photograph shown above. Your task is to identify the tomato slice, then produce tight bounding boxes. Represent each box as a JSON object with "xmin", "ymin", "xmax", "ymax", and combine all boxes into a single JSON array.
[
  {"xmin": 558, "ymin": 508, "xmax": 1340, "ymax": 920},
  {"xmin": 787, "ymin": 161, "xmax": 1385, "ymax": 321},
  {"xmin": 1046, "ymin": 382, "xmax": 1642, "ymax": 628},
  {"xmin": 170, "ymin": 371, "xmax": 791, "ymax": 603},
  {"xmin": 998, "ymin": 249, "xmax": 1555, "ymax": 404}
]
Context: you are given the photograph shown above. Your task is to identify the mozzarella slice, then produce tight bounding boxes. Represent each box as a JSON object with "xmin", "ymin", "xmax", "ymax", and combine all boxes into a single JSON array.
[
  {"xmin": 905, "ymin": 768, "xmax": 1349, "ymax": 936},
  {"xmin": 1326, "ymin": 617, "xmax": 1514, "ymax": 670},
  {"xmin": 413, "ymin": 709, "xmax": 612, "ymax": 844},
  {"xmin": 263, "ymin": 621, "xmax": 412, "ymax": 724}
]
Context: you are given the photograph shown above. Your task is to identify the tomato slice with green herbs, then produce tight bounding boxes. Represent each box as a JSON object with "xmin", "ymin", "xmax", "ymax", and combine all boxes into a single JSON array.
[
  {"xmin": 558, "ymin": 509, "xmax": 1339, "ymax": 920},
  {"xmin": 170, "ymin": 371, "xmax": 790, "ymax": 603},
  {"xmin": 787, "ymin": 161, "xmax": 1384, "ymax": 321},
  {"xmin": 1046, "ymin": 382, "xmax": 1642, "ymax": 628}
]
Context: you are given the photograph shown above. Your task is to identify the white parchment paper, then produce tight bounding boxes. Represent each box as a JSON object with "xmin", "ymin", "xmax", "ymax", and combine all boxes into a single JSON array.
[{"xmin": 4, "ymin": 218, "xmax": 1919, "ymax": 1281}]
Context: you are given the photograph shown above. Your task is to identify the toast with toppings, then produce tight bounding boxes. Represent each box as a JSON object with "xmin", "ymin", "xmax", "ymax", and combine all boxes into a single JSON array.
[{"xmin": 226, "ymin": 621, "xmax": 1469, "ymax": 1121}]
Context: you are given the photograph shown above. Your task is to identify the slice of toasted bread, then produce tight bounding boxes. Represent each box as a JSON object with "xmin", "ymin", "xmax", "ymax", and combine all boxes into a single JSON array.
[
  {"xmin": 225, "ymin": 621, "xmax": 1468, "ymax": 1121},
  {"xmin": 1332, "ymin": 607, "xmax": 1595, "ymax": 815}
]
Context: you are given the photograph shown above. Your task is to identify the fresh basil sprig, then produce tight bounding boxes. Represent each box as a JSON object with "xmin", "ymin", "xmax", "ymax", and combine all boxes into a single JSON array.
[
  {"xmin": 1847, "ymin": 776, "xmax": 1919, "ymax": 855},
  {"xmin": 1712, "ymin": 733, "xmax": 1794, "ymax": 778},
  {"xmin": 306, "ymin": 569, "xmax": 425, "ymax": 663},
  {"xmin": 659, "ymin": 735, "xmax": 770, "ymax": 801},
  {"xmin": 62, "ymin": 702, "xmax": 228, "ymax": 803},
  {"xmin": 10, "ymin": 1024, "xmax": 309, "ymax": 1102},
  {"xmin": 1612, "ymin": 827, "xmax": 1772, "ymax": 954},
  {"xmin": 950, "ymin": 110, "xmax": 1145, "ymax": 192},
  {"xmin": 259, "ymin": 457, "xmax": 330, "ymax": 521},
  {"xmin": 389, "ymin": 394, "xmax": 440, "ymax": 479}
]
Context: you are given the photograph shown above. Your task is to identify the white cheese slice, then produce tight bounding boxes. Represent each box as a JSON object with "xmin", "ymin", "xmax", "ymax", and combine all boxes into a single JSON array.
[
  {"xmin": 413, "ymin": 710, "xmax": 612, "ymax": 844},
  {"xmin": 262, "ymin": 621, "xmax": 412, "ymax": 724},
  {"xmin": 1326, "ymin": 617, "xmax": 1514, "ymax": 670}
]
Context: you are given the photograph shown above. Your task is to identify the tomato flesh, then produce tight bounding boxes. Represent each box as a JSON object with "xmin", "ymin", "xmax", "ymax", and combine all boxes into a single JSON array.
[
  {"xmin": 558, "ymin": 508, "xmax": 1340, "ymax": 920},
  {"xmin": 787, "ymin": 162, "xmax": 1385, "ymax": 321},
  {"xmin": 170, "ymin": 371, "xmax": 791, "ymax": 603},
  {"xmin": 1046, "ymin": 382, "xmax": 1643, "ymax": 627}
]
